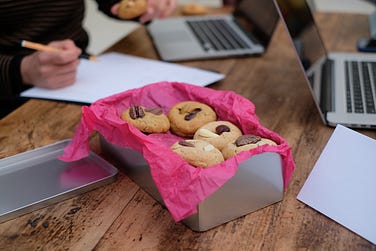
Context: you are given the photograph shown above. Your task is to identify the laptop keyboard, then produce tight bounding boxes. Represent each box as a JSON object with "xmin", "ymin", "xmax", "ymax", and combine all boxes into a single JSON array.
[
  {"xmin": 345, "ymin": 61, "xmax": 376, "ymax": 114},
  {"xmin": 186, "ymin": 19, "xmax": 251, "ymax": 51}
]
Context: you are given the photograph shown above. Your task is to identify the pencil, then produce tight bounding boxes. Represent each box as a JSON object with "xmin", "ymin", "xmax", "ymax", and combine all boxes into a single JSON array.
[{"xmin": 20, "ymin": 40, "xmax": 98, "ymax": 61}]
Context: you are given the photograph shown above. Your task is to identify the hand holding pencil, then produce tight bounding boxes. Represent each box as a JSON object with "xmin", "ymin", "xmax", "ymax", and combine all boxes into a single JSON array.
[
  {"xmin": 20, "ymin": 39, "xmax": 86, "ymax": 89},
  {"xmin": 21, "ymin": 40, "xmax": 98, "ymax": 61}
]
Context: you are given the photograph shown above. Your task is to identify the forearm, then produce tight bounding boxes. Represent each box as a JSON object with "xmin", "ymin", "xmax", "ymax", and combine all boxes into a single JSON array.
[{"xmin": 0, "ymin": 55, "xmax": 26, "ymax": 97}]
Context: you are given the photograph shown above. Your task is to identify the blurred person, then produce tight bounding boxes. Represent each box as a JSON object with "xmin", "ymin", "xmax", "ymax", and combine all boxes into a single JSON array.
[{"xmin": 0, "ymin": 0, "xmax": 176, "ymax": 117}]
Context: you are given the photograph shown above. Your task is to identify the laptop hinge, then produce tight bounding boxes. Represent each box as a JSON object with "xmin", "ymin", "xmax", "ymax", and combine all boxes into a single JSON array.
[
  {"xmin": 320, "ymin": 59, "xmax": 334, "ymax": 112},
  {"xmin": 233, "ymin": 18, "xmax": 260, "ymax": 45}
]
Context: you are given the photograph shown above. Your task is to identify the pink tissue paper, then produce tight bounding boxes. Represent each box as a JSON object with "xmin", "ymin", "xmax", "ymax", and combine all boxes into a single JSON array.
[{"xmin": 59, "ymin": 81, "xmax": 295, "ymax": 222}]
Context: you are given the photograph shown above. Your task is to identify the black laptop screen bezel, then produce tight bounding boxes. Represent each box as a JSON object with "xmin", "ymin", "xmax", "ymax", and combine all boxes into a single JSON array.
[{"xmin": 233, "ymin": 0, "xmax": 280, "ymax": 47}]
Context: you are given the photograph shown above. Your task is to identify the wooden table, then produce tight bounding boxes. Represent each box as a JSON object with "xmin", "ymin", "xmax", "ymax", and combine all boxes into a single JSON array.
[{"xmin": 1, "ymin": 9, "xmax": 375, "ymax": 250}]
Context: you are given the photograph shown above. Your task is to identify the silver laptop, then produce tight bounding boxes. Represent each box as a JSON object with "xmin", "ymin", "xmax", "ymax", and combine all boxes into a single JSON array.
[
  {"xmin": 147, "ymin": 0, "xmax": 279, "ymax": 61},
  {"xmin": 273, "ymin": 0, "xmax": 376, "ymax": 129}
]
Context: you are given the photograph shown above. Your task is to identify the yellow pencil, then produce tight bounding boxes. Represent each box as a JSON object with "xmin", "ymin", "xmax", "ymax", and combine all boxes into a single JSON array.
[{"xmin": 21, "ymin": 40, "xmax": 98, "ymax": 61}]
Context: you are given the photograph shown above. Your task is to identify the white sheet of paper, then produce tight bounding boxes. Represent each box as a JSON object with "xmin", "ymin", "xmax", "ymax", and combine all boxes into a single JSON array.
[
  {"xmin": 21, "ymin": 52, "xmax": 224, "ymax": 104},
  {"xmin": 297, "ymin": 124, "xmax": 376, "ymax": 244}
]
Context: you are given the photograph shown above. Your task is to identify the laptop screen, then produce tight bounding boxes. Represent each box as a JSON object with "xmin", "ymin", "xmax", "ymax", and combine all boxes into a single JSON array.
[
  {"xmin": 273, "ymin": 0, "xmax": 334, "ymax": 119},
  {"xmin": 275, "ymin": 0, "xmax": 326, "ymax": 70},
  {"xmin": 273, "ymin": 0, "xmax": 332, "ymax": 110},
  {"xmin": 234, "ymin": 0, "xmax": 279, "ymax": 47},
  {"xmin": 273, "ymin": 0, "xmax": 328, "ymax": 73}
]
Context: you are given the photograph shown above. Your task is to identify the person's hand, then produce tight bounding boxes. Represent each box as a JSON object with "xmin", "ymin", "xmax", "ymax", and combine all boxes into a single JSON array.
[
  {"xmin": 20, "ymin": 39, "xmax": 82, "ymax": 89},
  {"xmin": 111, "ymin": 0, "xmax": 177, "ymax": 24},
  {"xmin": 140, "ymin": 0, "xmax": 176, "ymax": 23}
]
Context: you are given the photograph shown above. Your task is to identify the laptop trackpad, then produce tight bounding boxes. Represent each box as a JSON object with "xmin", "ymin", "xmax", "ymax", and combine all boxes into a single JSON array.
[{"xmin": 153, "ymin": 30, "xmax": 193, "ymax": 43}]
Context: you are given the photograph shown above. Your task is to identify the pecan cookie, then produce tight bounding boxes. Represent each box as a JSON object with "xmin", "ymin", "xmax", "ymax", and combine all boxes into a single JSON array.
[
  {"xmin": 168, "ymin": 101, "xmax": 217, "ymax": 137},
  {"xmin": 193, "ymin": 121, "xmax": 242, "ymax": 150},
  {"xmin": 181, "ymin": 3, "xmax": 208, "ymax": 15},
  {"xmin": 171, "ymin": 139, "xmax": 224, "ymax": 168},
  {"xmin": 118, "ymin": 0, "xmax": 148, "ymax": 19},
  {"xmin": 221, "ymin": 134, "xmax": 277, "ymax": 160},
  {"xmin": 121, "ymin": 105, "xmax": 170, "ymax": 133}
]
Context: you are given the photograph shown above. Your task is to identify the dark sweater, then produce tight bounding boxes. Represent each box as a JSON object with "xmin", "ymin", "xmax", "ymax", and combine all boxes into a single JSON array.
[{"xmin": 0, "ymin": 0, "xmax": 119, "ymax": 97}]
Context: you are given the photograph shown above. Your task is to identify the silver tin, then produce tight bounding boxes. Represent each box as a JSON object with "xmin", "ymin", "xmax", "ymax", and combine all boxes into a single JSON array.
[{"xmin": 100, "ymin": 137, "xmax": 284, "ymax": 231}]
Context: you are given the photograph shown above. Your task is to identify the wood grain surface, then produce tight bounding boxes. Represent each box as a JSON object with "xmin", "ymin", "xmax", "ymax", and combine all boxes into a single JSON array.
[{"xmin": 0, "ymin": 9, "xmax": 375, "ymax": 251}]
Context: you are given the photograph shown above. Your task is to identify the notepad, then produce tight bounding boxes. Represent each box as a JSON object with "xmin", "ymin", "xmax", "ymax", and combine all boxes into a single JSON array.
[
  {"xmin": 20, "ymin": 52, "xmax": 224, "ymax": 104},
  {"xmin": 297, "ymin": 124, "xmax": 376, "ymax": 244}
]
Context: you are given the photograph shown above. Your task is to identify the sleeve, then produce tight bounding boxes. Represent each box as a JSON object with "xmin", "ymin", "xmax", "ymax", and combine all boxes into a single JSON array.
[
  {"xmin": 0, "ymin": 54, "xmax": 26, "ymax": 97},
  {"xmin": 95, "ymin": 0, "xmax": 122, "ymax": 19}
]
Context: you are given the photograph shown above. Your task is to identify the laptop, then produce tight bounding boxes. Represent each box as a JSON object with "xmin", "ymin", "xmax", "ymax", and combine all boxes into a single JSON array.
[
  {"xmin": 273, "ymin": 0, "xmax": 376, "ymax": 129},
  {"xmin": 147, "ymin": 0, "xmax": 279, "ymax": 61}
]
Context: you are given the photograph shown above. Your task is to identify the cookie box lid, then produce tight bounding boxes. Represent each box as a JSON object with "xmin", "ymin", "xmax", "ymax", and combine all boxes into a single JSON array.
[{"xmin": 0, "ymin": 140, "xmax": 118, "ymax": 223}]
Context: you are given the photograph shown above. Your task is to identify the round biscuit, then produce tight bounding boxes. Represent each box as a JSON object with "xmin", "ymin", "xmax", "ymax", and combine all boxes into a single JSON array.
[
  {"xmin": 193, "ymin": 121, "xmax": 242, "ymax": 150},
  {"xmin": 118, "ymin": 0, "xmax": 148, "ymax": 19},
  {"xmin": 221, "ymin": 135, "xmax": 277, "ymax": 160},
  {"xmin": 181, "ymin": 3, "xmax": 208, "ymax": 15},
  {"xmin": 168, "ymin": 101, "xmax": 217, "ymax": 137},
  {"xmin": 171, "ymin": 139, "xmax": 224, "ymax": 168},
  {"xmin": 121, "ymin": 105, "xmax": 170, "ymax": 133}
]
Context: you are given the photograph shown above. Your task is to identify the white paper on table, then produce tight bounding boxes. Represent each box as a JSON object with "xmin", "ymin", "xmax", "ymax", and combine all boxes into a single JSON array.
[
  {"xmin": 21, "ymin": 52, "xmax": 225, "ymax": 104},
  {"xmin": 297, "ymin": 124, "xmax": 376, "ymax": 244}
]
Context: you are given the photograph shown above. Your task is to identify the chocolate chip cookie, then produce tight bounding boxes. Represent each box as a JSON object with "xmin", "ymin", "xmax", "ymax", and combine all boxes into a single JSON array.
[
  {"xmin": 181, "ymin": 3, "xmax": 208, "ymax": 15},
  {"xmin": 118, "ymin": 0, "xmax": 148, "ymax": 19},
  {"xmin": 168, "ymin": 101, "xmax": 217, "ymax": 137},
  {"xmin": 221, "ymin": 134, "xmax": 277, "ymax": 160},
  {"xmin": 193, "ymin": 121, "xmax": 242, "ymax": 150},
  {"xmin": 171, "ymin": 139, "xmax": 224, "ymax": 168},
  {"xmin": 121, "ymin": 105, "xmax": 170, "ymax": 133}
]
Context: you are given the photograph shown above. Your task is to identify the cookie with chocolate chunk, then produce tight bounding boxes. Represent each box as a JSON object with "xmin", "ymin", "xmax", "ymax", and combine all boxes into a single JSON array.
[
  {"xmin": 168, "ymin": 101, "xmax": 217, "ymax": 137},
  {"xmin": 221, "ymin": 134, "xmax": 277, "ymax": 160},
  {"xmin": 171, "ymin": 139, "xmax": 224, "ymax": 168},
  {"xmin": 118, "ymin": 0, "xmax": 148, "ymax": 19},
  {"xmin": 121, "ymin": 105, "xmax": 170, "ymax": 133},
  {"xmin": 193, "ymin": 121, "xmax": 242, "ymax": 150},
  {"xmin": 181, "ymin": 3, "xmax": 208, "ymax": 15}
]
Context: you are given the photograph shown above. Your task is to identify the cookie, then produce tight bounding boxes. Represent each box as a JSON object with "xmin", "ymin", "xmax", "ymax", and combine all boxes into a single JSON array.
[
  {"xmin": 121, "ymin": 105, "xmax": 170, "ymax": 133},
  {"xmin": 193, "ymin": 121, "xmax": 242, "ymax": 150},
  {"xmin": 181, "ymin": 3, "xmax": 208, "ymax": 15},
  {"xmin": 168, "ymin": 101, "xmax": 217, "ymax": 137},
  {"xmin": 118, "ymin": 0, "xmax": 148, "ymax": 19},
  {"xmin": 221, "ymin": 134, "xmax": 277, "ymax": 160},
  {"xmin": 171, "ymin": 139, "xmax": 224, "ymax": 168}
]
